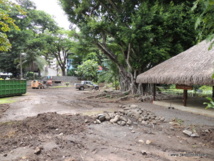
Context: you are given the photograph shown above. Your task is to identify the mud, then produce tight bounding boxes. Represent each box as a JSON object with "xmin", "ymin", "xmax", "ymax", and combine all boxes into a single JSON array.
[{"xmin": 0, "ymin": 87, "xmax": 213, "ymax": 161}]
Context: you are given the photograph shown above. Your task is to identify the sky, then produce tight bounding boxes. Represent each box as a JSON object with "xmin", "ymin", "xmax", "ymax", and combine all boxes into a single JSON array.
[{"xmin": 32, "ymin": 0, "xmax": 70, "ymax": 30}]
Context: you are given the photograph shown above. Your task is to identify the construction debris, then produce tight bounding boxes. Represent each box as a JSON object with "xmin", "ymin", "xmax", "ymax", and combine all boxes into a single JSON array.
[{"xmin": 94, "ymin": 104, "xmax": 165, "ymax": 126}]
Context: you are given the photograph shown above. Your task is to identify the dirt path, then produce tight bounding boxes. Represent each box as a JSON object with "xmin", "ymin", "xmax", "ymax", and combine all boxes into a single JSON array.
[{"xmin": 0, "ymin": 87, "xmax": 214, "ymax": 161}]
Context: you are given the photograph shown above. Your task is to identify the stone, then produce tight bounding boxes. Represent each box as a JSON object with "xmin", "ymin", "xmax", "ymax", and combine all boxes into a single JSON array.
[
  {"xmin": 120, "ymin": 116, "xmax": 128, "ymax": 122},
  {"xmin": 110, "ymin": 115, "xmax": 120, "ymax": 123},
  {"xmin": 120, "ymin": 121, "xmax": 126, "ymax": 126},
  {"xmin": 141, "ymin": 150, "xmax": 147, "ymax": 155},
  {"xmin": 160, "ymin": 117, "xmax": 165, "ymax": 122},
  {"xmin": 3, "ymin": 154, "xmax": 7, "ymax": 157},
  {"xmin": 97, "ymin": 114, "xmax": 106, "ymax": 122},
  {"xmin": 59, "ymin": 133, "xmax": 63, "ymax": 136},
  {"xmin": 138, "ymin": 140, "xmax": 144, "ymax": 144},
  {"xmin": 104, "ymin": 114, "xmax": 111, "ymax": 121},
  {"xmin": 34, "ymin": 147, "xmax": 43, "ymax": 155},
  {"xmin": 84, "ymin": 119, "xmax": 89, "ymax": 123},
  {"xmin": 183, "ymin": 130, "xmax": 192, "ymax": 137},
  {"xmin": 130, "ymin": 104, "xmax": 139, "ymax": 108},
  {"xmin": 191, "ymin": 133, "xmax": 199, "ymax": 138},
  {"xmin": 141, "ymin": 121, "xmax": 148, "ymax": 125},
  {"xmin": 146, "ymin": 140, "xmax": 152, "ymax": 145},
  {"xmin": 96, "ymin": 119, "xmax": 101, "ymax": 124},
  {"xmin": 126, "ymin": 119, "xmax": 132, "ymax": 125},
  {"xmin": 205, "ymin": 129, "xmax": 210, "ymax": 133}
]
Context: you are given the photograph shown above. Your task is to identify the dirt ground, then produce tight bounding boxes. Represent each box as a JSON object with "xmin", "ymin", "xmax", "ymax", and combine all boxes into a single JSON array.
[{"xmin": 0, "ymin": 87, "xmax": 214, "ymax": 161}]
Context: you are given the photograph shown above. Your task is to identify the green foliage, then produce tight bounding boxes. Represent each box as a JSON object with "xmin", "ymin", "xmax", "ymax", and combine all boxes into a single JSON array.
[
  {"xmin": 0, "ymin": 0, "xmax": 23, "ymax": 51},
  {"xmin": 76, "ymin": 60, "xmax": 98, "ymax": 81},
  {"xmin": 203, "ymin": 97, "xmax": 214, "ymax": 109},
  {"xmin": 193, "ymin": 0, "xmax": 214, "ymax": 47}
]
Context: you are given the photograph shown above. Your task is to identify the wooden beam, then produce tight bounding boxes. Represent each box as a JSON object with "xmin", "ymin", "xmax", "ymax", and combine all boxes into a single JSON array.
[
  {"xmin": 183, "ymin": 89, "xmax": 187, "ymax": 106},
  {"xmin": 153, "ymin": 84, "xmax": 156, "ymax": 101}
]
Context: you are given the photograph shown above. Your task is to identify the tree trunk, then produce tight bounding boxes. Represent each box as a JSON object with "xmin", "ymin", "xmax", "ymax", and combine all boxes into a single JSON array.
[{"xmin": 61, "ymin": 66, "xmax": 66, "ymax": 76}]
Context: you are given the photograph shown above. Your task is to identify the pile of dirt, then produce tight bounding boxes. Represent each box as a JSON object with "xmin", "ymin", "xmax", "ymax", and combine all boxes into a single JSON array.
[{"xmin": 0, "ymin": 112, "xmax": 93, "ymax": 154}]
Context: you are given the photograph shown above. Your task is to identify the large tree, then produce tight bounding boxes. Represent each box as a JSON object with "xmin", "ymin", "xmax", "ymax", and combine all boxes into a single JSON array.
[
  {"xmin": 0, "ymin": 0, "xmax": 59, "ymax": 76},
  {"xmin": 42, "ymin": 30, "xmax": 74, "ymax": 76},
  {"xmin": 60, "ymin": 0, "xmax": 200, "ymax": 94}
]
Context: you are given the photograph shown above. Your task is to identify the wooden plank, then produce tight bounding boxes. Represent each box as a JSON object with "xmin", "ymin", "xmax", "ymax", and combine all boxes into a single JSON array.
[{"xmin": 176, "ymin": 84, "xmax": 193, "ymax": 90}]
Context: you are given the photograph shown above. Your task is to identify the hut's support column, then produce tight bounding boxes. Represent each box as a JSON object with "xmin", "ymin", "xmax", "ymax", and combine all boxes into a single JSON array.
[
  {"xmin": 183, "ymin": 89, "xmax": 187, "ymax": 106},
  {"xmin": 212, "ymin": 86, "xmax": 214, "ymax": 98},
  {"xmin": 153, "ymin": 84, "xmax": 156, "ymax": 101}
]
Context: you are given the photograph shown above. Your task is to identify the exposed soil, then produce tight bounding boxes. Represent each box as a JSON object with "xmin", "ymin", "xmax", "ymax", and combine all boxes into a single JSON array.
[{"xmin": 0, "ymin": 87, "xmax": 214, "ymax": 161}]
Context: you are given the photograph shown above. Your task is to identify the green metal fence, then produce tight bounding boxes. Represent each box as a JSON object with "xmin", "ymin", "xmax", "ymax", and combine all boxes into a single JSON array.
[{"xmin": 0, "ymin": 80, "xmax": 27, "ymax": 97}]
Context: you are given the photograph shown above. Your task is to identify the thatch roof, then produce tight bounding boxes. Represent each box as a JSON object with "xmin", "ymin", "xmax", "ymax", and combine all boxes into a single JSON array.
[{"xmin": 136, "ymin": 40, "xmax": 214, "ymax": 85}]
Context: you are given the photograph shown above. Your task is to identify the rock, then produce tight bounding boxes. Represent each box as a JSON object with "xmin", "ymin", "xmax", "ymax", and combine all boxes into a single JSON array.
[
  {"xmin": 131, "ymin": 130, "xmax": 135, "ymax": 133},
  {"xmin": 160, "ymin": 117, "xmax": 165, "ymax": 122},
  {"xmin": 120, "ymin": 121, "xmax": 126, "ymax": 126},
  {"xmin": 3, "ymin": 154, "xmax": 7, "ymax": 157},
  {"xmin": 205, "ymin": 129, "xmax": 210, "ymax": 133},
  {"xmin": 138, "ymin": 140, "xmax": 144, "ymax": 144},
  {"xmin": 126, "ymin": 119, "xmax": 132, "ymax": 125},
  {"xmin": 93, "ymin": 121, "xmax": 97, "ymax": 124},
  {"xmin": 141, "ymin": 150, "xmax": 147, "ymax": 155},
  {"xmin": 96, "ymin": 119, "xmax": 101, "ymax": 124},
  {"xmin": 191, "ymin": 133, "xmax": 200, "ymax": 138},
  {"xmin": 97, "ymin": 114, "xmax": 106, "ymax": 122},
  {"xmin": 84, "ymin": 119, "xmax": 89, "ymax": 123},
  {"xmin": 34, "ymin": 147, "xmax": 43, "ymax": 155},
  {"xmin": 130, "ymin": 104, "xmax": 139, "ymax": 108},
  {"xmin": 104, "ymin": 113, "xmax": 111, "ymax": 121},
  {"xmin": 141, "ymin": 121, "xmax": 148, "ymax": 125},
  {"xmin": 59, "ymin": 133, "xmax": 63, "ymax": 136},
  {"xmin": 110, "ymin": 115, "xmax": 120, "ymax": 123},
  {"xmin": 120, "ymin": 116, "xmax": 128, "ymax": 122},
  {"xmin": 183, "ymin": 130, "xmax": 192, "ymax": 137},
  {"xmin": 146, "ymin": 140, "xmax": 152, "ymax": 145}
]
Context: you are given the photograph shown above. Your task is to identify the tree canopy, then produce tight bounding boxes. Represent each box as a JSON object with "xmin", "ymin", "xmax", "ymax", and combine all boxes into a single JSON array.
[
  {"xmin": 60, "ymin": 0, "xmax": 201, "ymax": 93},
  {"xmin": 193, "ymin": 0, "xmax": 214, "ymax": 47}
]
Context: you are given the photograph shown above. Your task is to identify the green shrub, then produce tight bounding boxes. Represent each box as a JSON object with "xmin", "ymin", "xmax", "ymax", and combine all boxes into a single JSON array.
[{"xmin": 203, "ymin": 97, "xmax": 214, "ymax": 109}]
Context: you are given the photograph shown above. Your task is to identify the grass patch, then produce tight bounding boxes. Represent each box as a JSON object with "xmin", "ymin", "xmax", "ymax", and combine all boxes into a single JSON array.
[{"xmin": 0, "ymin": 97, "xmax": 17, "ymax": 104}]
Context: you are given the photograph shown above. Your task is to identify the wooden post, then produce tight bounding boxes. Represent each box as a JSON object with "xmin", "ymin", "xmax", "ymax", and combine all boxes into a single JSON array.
[
  {"xmin": 153, "ymin": 84, "xmax": 156, "ymax": 101},
  {"xmin": 183, "ymin": 89, "xmax": 187, "ymax": 106},
  {"xmin": 212, "ymin": 86, "xmax": 214, "ymax": 98}
]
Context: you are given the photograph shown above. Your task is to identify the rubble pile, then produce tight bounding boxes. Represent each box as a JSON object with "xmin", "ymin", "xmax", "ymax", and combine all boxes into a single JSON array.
[{"xmin": 94, "ymin": 104, "xmax": 165, "ymax": 126}]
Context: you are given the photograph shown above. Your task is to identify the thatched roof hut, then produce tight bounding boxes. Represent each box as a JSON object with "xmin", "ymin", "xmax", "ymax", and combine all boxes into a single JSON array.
[{"xmin": 136, "ymin": 40, "xmax": 214, "ymax": 85}]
